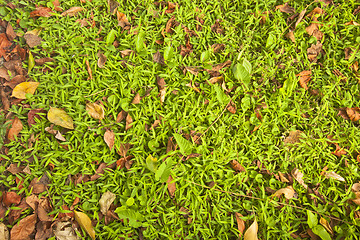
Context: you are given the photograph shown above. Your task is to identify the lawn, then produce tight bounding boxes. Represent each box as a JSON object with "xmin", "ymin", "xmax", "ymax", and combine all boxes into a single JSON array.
[{"xmin": 0, "ymin": 0, "xmax": 360, "ymax": 239}]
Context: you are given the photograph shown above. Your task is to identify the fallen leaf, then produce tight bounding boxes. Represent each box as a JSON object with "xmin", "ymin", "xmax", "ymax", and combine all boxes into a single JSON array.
[
  {"xmin": 211, "ymin": 43, "xmax": 225, "ymax": 53},
  {"xmin": 165, "ymin": 2, "xmax": 177, "ymax": 13},
  {"xmin": 30, "ymin": 7, "xmax": 53, "ymax": 18},
  {"xmin": 55, "ymin": 131, "xmax": 66, "ymax": 141},
  {"xmin": 284, "ymin": 130, "xmax": 302, "ymax": 144},
  {"xmin": 324, "ymin": 171, "xmax": 345, "ymax": 182},
  {"xmin": 227, "ymin": 100, "xmax": 237, "ymax": 114},
  {"xmin": 120, "ymin": 49, "xmax": 134, "ymax": 57},
  {"xmin": 0, "ymin": 67, "xmax": 10, "ymax": 81},
  {"xmin": 6, "ymin": 23, "xmax": 16, "ymax": 41},
  {"xmin": 0, "ymin": 87, "xmax": 10, "ymax": 110},
  {"xmin": 153, "ymin": 51, "xmax": 165, "ymax": 65},
  {"xmin": 273, "ymin": 186, "xmax": 295, "ymax": 199},
  {"xmin": 307, "ymin": 7, "xmax": 325, "ymax": 20},
  {"xmin": 0, "ymin": 223, "xmax": 9, "ymax": 240},
  {"xmin": 346, "ymin": 107, "xmax": 360, "ymax": 121},
  {"xmin": 86, "ymin": 102, "xmax": 105, "ymax": 120},
  {"xmin": 278, "ymin": 172, "xmax": 289, "ymax": 183},
  {"xmin": 276, "ymin": 3, "xmax": 295, "ymax": 14},
  {"xmin": 345, "ymin": 21, "xmax": 360, "ymax": 26},
  {"xmin": 35, "ymin": 57, "xmax": 55, "ymax": 66},
  {"xmin": 10, "ymin": 214, "xmax": 36, "ymax": 240},
  {"xmin": 12, "ymin": 82, "xmax": 39, "ymax": 99},
  {"xmin": 132, "ymin": 93, "xmax": 141, "ymax": 104},
  {"xmin": 108, "ymin": 0, "xmax": 119, "ymax": 14},
  {"xmin": 104, "ymin": 130, "xmax": 115, "ymax": 150},
  {"xmin": 3, "ymin": 191, "xmax": 21, "ymax": 206},
  {"xmin": 211, "ymin": 19, "xmax": 225, "ymax": 34},
  {"xmin": 61, "ymin": 7, "xmax": 84, "ymax": 17},
  {"xmin": 116, "ymin": 110, "xmax": 127, "ymax": 122},
  {"xmin": 74, "ymin": 211, "xmax": 95, "ymax": 240},
  {"xmin": 47, "ymin": 107, "xmax": 74, "ymax": 129},
  {"xmin": 90, "ymin": 162, "xmax": 116, "ymax": 181},
  {"xmin": 7, "ymin": 164, "xmax": 24, "ymax": 175},
  {"xmin": 235, "ymin": 213, "xmax": 245, "ymax": 237},
  {"xmin": 24, "ymin": 33, "xmax": 43, "ymax": 48},
  {"xmin": 286, "ymin": 30, "xmax": 296, "ymax": 43},
  {"xmin": 297, "ymin": 70, "xmax": 311, "ymax": 90},
  {"xmin": 307, "ymin": 42, "xmax": 323, "ymax": 62},
  {"xmin": 29, "ymin": 176, "xmax": 49, "ymax": 194},
  {"xmin": 28, "ymin": 108, "xmax": 46, "ymax": 127},
  {"xmin": 331, "ymin": 143, "xmax": 347, "ymax": 157},
  {"xmin": 230, "ymin": 160, "xmax": 246, "ymax": 172},
  {"xmin": 99, "ymin": 191, "xmax": 116, "ymax": 215},
  {"xmin": 320, "ymin": 217, "xmax": 333, "ymax": 235},
  {"xmin": 53, "ymin": 221, "xmax": 79, "ymax": 240},
  {"xmin": 7, "ymin": 117, "xmax": 23, "ymax": 141},
  {"xmin": 3, "ymin": 75, "xmax": 25, "ymax": 89},
  {"xmin": 244, "ymin": 218, "xmax": 258, "ymax": 240},
  {"xmin": 117, "ymin": 11, "xmax": 130, "ymax": 29},
  {"xmin": 184, "ymin": 66, "xmax": 201, "ymax": 76},
  {"xmin": 125, "ymin": 113, "xmax": 133, "ymax": 131},
  {"xmin": 52, "ymin": 0, "xmax": 62, "ymax": 11},
  {"xmin": 97, "ymin": 52, "xmax": 107, "ymax": 68},
  {"xmin": 291, "ymin": 168, "xmax": 308, "ymax": 189},
  {"xmin": 167, "ymin": 175, "xmax": 176, "ymax": 197},
  {"xmin": 295, "ymin": 9, "xmax": 307, "ymax": 28},
  {"xmin": 85, "ymin": 60, "xmax": 92, "ymax": 79}
]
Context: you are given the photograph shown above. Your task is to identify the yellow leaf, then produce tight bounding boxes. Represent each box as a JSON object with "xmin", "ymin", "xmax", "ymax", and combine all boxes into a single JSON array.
[
  {"xmin": 320, "ymin": 217, "xmax": 333, "ymax": 235},
  {"xmin": 244, "ymin": 218, "xmax": 258, "ymax": 240},
  {"xmin": 12, "ymin": 82, "xmax": 39, "ymax": 99},
  {"xmin": 74, "ymin": 211, "xmax": 95, "ymax": 240},
  {"xmin": 47, "ymin": 107, "xmax": 74, "ymax": 129},
  {"xmin": 273, "ymin": 186, "xmax": 295, "ymax": 199},
  {"xmin": 86, "ymin": 102, "xmax": 104, "ymax": 120}
]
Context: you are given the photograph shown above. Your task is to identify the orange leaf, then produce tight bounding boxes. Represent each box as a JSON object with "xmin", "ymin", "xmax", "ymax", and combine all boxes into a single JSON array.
[
  {"xmin": 346, "ymin": 107, "xmax": 360, "ymax": 121},
  {"xmin": 117, "ymin": 11, "xmax": 130, "ymax": 29},
  {"xmin": 230, "ymin": 160, "xmax": 246, "ymax": 172},
  {"xmin": 12, "ymin": 82, "xmax": 39, "ymax": 99},
  {"xmin": 30, "ymin": 7, "xmax": 53, "ymax": 17},
  {"xmin": 297, "ymin": 70, "xmax": 311, "ymax": 90}
]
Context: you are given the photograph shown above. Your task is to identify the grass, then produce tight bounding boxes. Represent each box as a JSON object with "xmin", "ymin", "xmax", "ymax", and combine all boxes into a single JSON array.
[{"xmin": 1, "ymin": 0, "xmax": 360, "ymax": 239}]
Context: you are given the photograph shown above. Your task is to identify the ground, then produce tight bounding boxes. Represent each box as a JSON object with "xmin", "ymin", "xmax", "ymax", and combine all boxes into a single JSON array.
[{"xmin": 0, "ymin": 0, "xmax": 360, "ymax": 239}]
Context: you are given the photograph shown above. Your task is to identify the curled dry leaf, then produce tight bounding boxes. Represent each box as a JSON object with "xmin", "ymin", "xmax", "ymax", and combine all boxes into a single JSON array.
[
  {"xmin": 104, "ymin": 130, "xmax": 115, "ymax": 150},
  {"xmin": 85, "ymin": 60, "xmax": 93, "ymax": 79},
  {"xmin": 12, "ymin": 82, "xmax": 40, "ymax": 99},
  {"xmin": 243, "ymin": 218, "xmax": 258, "ymax": 240},
  {"xmin": 10, "ymin": 214, "xmax": 36, "ymax": 240},
  {"xmin": 211, "ymin": 19, "xmax": 225, "ymax": 34},
  {"xmin": 53, "ymin": 221, "xmax": 79, "ymax": 240},
  {"xmin": 167, "ymin": 175, "xmax": 176, "ymax": 197},
  {"xmin": 345, "ymin": 21, "xmax": 360, "ymax": 26},
  {"xmin": 97, "ymin": 52, "xmax": 107, "ymax": 68},
  {"xmin": 346, "ymin": 107, "xmax": 360, "ymax": 121},
  {"xmin": 30, "ymin": 7, "xmax": 53, "ymax": 18},
  {"xmin": 184, "ymin": 66, "xmax": 201, "ymax": 76},
  {"xmin": 211, "ymin": 43, "xmax": 225, "ymax": 53},
  {"xmin": 99, "ymin": 191, "xmax": 116, "ymax": 215},
  {"xmin": 230, "ymin": 160, "xmax": 246, "ymax": 172},
  {"xmin": 297, "ymin": 70, "xmax": 311, "ymax": 90},
  {"xmin": 86, "ymin": 102, "xmax": 105, "ymax": 120},
  {"xmin": 273, "ymin": 186, "xmax": 295, "ymax": 199},
  {"xmin": 284, "ymin": 130, "xmax": 302, "ymax": 144},
  {"xmin": 276, "ymin": 3, "xmax": 295, "ymax": 14},
  {"xmin": 278, "ymin": 172, "xmax": 289, "ymax": 183},
  {"xmin": 47, "ymin": 107, "xmax": 74, "ymax": 129},
  {"xmin": 7, "ymin": 117, "xmax": 23, "ymax": 141},
  {"xmin": 324, "ymin": 171, "xmax": 345, "ymax": 182},
  {"xmin": 235, "ymin": 213, "xmax": 245, "ymax": 237},
  {"xmin": 117, "ymin": 11, "xmax": 130, "ymax": 29},
  {"xmin": 291, "ymin": 168, "xmax": 308, "ymax": 189},
  {"xmin": 331, "ymin": 143, "xmax": 347, "ymax": 157},
  {"xmin": 307, "ymin": 42, "xmax": 323, "ymax": 62},
  {"xmin": 74, "ymin": 211, "xmax": 95, "ymax": 240},
  {"xmin": 320, "ymin": 217, "xmax": 333, "ymax": 235},
  {"xmin": 61, "ymin": 7, "xmax": 85, "ymax": 17}
]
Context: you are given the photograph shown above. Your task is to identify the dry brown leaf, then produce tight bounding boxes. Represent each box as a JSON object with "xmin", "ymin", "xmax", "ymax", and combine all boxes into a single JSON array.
[
  {"xmin": 86, "ymin": 102, "xmax": 105, "ymax": 120},
  {"xmin": 273, "ymin": 186, "xmax": 295, "ymax": 199},
  {"xmin": 284, "ymin": 130, "xmax": 302, "ymax": 144},
  {"xmin": 295, "ymin": 9, "xmax": 307, "ymax": 28},
  {"xmin": 125, "ymin": 113, "xmax": 133, "ymax": 131},
  {"xmin": 24, "ymin": 33, "xmax": 43, "ymax": 48},
  {"xmin": 6, "ymin": 23, "xmax": 16, "ymax": 41},
  {"xmin": 55, "ymin": 131, "xmax": 66, "ymax": 141},
  {"xmin": 345, "ymin": 21, "xmax": 360, "ymax": 26},
  {"xmin": 346, "ymin": 107, "xmax": 360, "ymax": 121},
  {"xmin": 307, "ymin": 7, "xmax": 325, "ymax": 20},
  {"xmin": 132, "ymin": 93, "xmax": 141, "ymax": 104},
  {"xmin": 4, "ymin": 75, "xmax": 25, "ymax": 89},
  {"xmin": 53, "ymin": 221, "xmax": 78, "ymax": 240},
  {"xmin": 35, "ymin": 57, "xmax": 55, "ymax": 66},
  {"xmin": 286, "ymin": 30, "xmax": 296, "ymax": 43},
  {"xmin": 278, "ymin": 172, "xmax": 289, "ymax": 183},
  {"xmin": 74, "ymin": 211, "xmax": 95, "ymax": 240},
  {"xmin": 10, "ymin": 214, "xmax": 36, "ymax": 240},
  {"xmin": 235, "ymin": 213, "xmax": 245, "ymax": 237},
  {"xmin": 184, "ymin": 66, "xmax": 201, "ymax": 76},
  {"xmin": 230, "ymin": 160, "xmax": 246, "ymax": 173},
  {"xmin": 117, "ymin": 143, "xmax": 131, "ymax": 157},
  {"xmin": 117, "ymin": 11, "xmax": 130, "ymax": 29},
  {"xmin": 85, "ymin": 60, "xmax": 93, "ymax": 80},
  {"xmin": 47, "ymin": 107, "xmax": 74, "ymax": 129},
  {"xmin": 108, "ymin": 0, "xmax": 119, "ymax": 14},
  {"xmin": 120, "ymin": 49, "xmax": 134, "ymax": 57},
  {"xmin": 61, "ymin": 7, "xmax": 85, "ymax": 17},
  {"xmin": 276, "ymin": 3, "xmax": 295, "ymax": 14},
  {"xmin": 320, "ymin": 217, "xmax": 333, "ymax": 235},
  {"xmin": 211, "ymin": 43, "xmax": 225, "ymax": 53},
  {"xmin": 0, "ymin": 67, "xmax": 10, "ymax": 81},
  {"xmin": 297, "ymin": 70, "xmax": 311, "ymax": 90},
  {"xmin": 291, "ymin": 168, "xmax": 308, "ymax": 189},
  {"xmin": 352, "ymin": 183, "xmax": 360, "ymax": 192},
  {"xmin": 243, "ymin": 218, "xmax": 258, "ymax": 240},
  {"xmin": 7, "ymin": 117, "xmax": 23, "ymax": 141},
  {"xmin": 153, "ymin": 51, "xmax": 165, "ymax": 65},
  {"xmin": 331, "ymin": 143, "xmax": 347, "ymax": 157},
  {"xmin": 30, "ymin": 7, "xmax": 53, "ymax": 18},
  {"xmin": 307, "ymin": 42, "xmax": 323, "ymax": 62},
  {"xmin": 116, "ymin": 110, "xmax": 127, "ymax": 123},
  {"xmin": 52, "ymin": 0, "xmax": 62, "ymax": 12},
  {"xmin": 104, "ymin": 130, "xmax": 115, "ymax": 150},
  {"xmin": 324, "ymin": 171, "xmax": 345, "ymax": 182},
  {"xmin": 3, "ymin": 191, "xmax": 21, "ymax": 206},
  {"xmin": 0, "ymin": 223, "xmax": 9, "ymax": 240},
  {"xmin": 99, "ymin": 191, "xmax": 116, "ymax": 215},
  {"xmin": 211, "ymin": 19, "xmax": 225, "ymax": 34},
  {"xmin": 227, "ymin": 100, "xmax": 237, "ymax": 114},
  {"xmin": 167, "ymin": 175, "xmax": 176, "ymax": 197},
  {"xmin": 0, "ymin": 87, "xmax": 9, "ymax": 110},
  {"xmin": 12, "ymin": 82, "xmax": 39, "ymax": 99},
  {"xmin": 97, "ymin": 52, "xmax": 107, "ymax": 68}
]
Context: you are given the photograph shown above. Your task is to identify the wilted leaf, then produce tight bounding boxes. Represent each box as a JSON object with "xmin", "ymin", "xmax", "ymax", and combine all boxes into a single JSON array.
[
  {"xmin": 7, "ymin": 117, "xmax": 23, "ymax": 141},
  {"xmin": 53, "ymin": 221, "xmax": 79, "ymax": 240},
  {"xmin": 61, "ymin": 7, "xmax": 84, "ymax": 17},
  {"xmin": 331, "ymin": 143, "xmax": 347, "ymax": 157},
  {"xmin": 227, "ymin": 100, "xmax": 237, "ymax": 114},
  {"xmin": 108, "ymin": 0, "xmax": 119, "ymax": 14},
  {"xmin": 104, "ymin": 130, "xmax": 115, "ymax": 150},
  {"xmin": 346, "ymin": 107, "xmax": 360, "ymax": 121},
  {"xmin": 35, "ymin": 57, "xmax": 55, "ymax": 66},
  {"xmin": 30, "ymin": 7, "xmax": 53, "ymax": 18},
  {"xmin": 0, "ymin": 223, "xmax": 9, "ymax": 240},
  {"xmin": 117, "ymin": 11, "xmax": 130, "ymax": 29},
  {"xmin": 211, "ymin": 19, "xmax": 224, "ymax": 34},
  {"xmin": 230, "ymin": 160, "xmax": 246, "ymax": 172},
  {"xmin": 307, "ymin": 42, "xmax": 323, "ymax": 62},
  {"xmin": 184, "ymin": 66, "xmax": 201, "ymax": 76},
  {"xmin": 244, "ymin": 218, "xmax": 258, "ymax": 240},
  {"xmin": 278, "ymin": 172, "xmax": 289, "ymax": 183},
  {"xmin": 276, "ymin": 3, "xmax": 295, "ymax": 13},
  {"xmin": 116, "ymin": 110, "xmax": 127, "ymax": 123},
  {"xmin": 320, "ymin": 217, "xmax": 333, "ymax": 235},
  {"xmin": 24, "ymin": 33, "xmax": 43, "ymax": 48},
  {"xmin": 284, "ymin": 130, "xmax": 302, "ymax": 144},
  {"xmin": 167, "ymin": 175, "xmax": 176, "ymax": 197},
  {"xmin": 47, "ymin": 107, "xmax": 74, "ymax": 129},
  {"xmin": 291, "ymin": 168, "xmax": 308, "ymax": 189},
  {"xmin": 6, "ymin": 23, "xmax": 16, "ymax": 41},
  {"xmin": 286, "ymin": 30, "xmax": 296, "ymax": 43},
  {"xmin": 297, "ymin": 70, "xmax": 311, "ymax": 90},
  {"xmin": 74, "ymin": 211, "xmax": 95, "ymax": 240},
  {"xmin": 97, "ymin": 52, "xmax": 107, "ymax": 68},
  {"xmin": 10, "ymin": 214, "xmax": 36, "ymax": 240},
  {"xmin": 132, "ymin": 93, "xmax": 141, "ymax": 104},
  {"xmin": 86, "ymin": 102, "xmax": 105, "ymax": 120},
  {"xmin": 295, "ymin": 9, "xmax": 307, "ymax": 28},
  {"xmin": 120, "ymin": 49, "xmax": 134, "ymax": 57},
  {"xmin": 153, "ymin": 51, "xmax": 165, "ymax": 65},
  {"xmin": 85, "ymin": 60, "xmax": 93, "ymax": 80},
  {"xmin": 211, "ymin": 43, "xmax": 225, "ymax": 53},
  {"xmin": 3, "ymin": 191, "xmax": 21, "ymax": 206},
  {"xmin": 324, "ymin": 171, "xmax": 345, "ymax": 182},
  {"xmin": 99, "ymin": 191, "xmax": 116, "ymax": 215},
  {"xmin": 12, "ymin": 82, "xmax": 39, "ymax": 99},
  {"xmin": 273, "ymin": 186, "xmax": 295, "ymax": 199},
  {"xmin": 235, "ymin": 213, "xmax": 245, "ymax": 237}
]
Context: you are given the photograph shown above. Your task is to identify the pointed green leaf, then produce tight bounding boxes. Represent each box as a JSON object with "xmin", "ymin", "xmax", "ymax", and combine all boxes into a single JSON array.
[
  {"xmin": 28, "ymin": 52, "xmax": 35, "ymax": 73},
  {"xmin": 312, "ymin": 225, "xmax": 332, "ymax": 240},
  {"xmin": 106, "ymin": 29, "xmax": 117, "ymax": 45},
  {"xmin": 155, "ymin": 158, "xmax": 174, "ymax": 182},
  {"xmin": 173, "ymin": 133, "xmax": 192, "ymax": 155},
  {"xmin": 307, "ymin": 210, "xmax": 318, "ymax": 229}
]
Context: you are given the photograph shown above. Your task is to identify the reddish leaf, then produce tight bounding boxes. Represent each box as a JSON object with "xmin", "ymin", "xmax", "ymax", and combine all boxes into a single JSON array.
[
  {"xmin": 52, "ymin": 0, "xmax": 62, "ymax": 11},
  {"xmin": 297, "ymin": 70, "xmax": 311, "ymax": 90},
  {"xmin": 3, "ymin": 191, "xmax": 21, "ymax": 206},
  {"xmin": 226, "ymin": 100, "xmax": 236, "ymax": 114},
  {"xmin": 7, "ymin": 117, "xmax": 23, "ymax": 141},
  {"xmin": 10, "ymin": 214, "xmax": 36, "ymax": 240},
  {"xmin": 116, "ymin": 110, "xmax": 127, "ymax": 123},
  {"xmin": 90, "ymin": 162, "xmax": 117, "ymax": 181},
  {"xmin": 235, "ymin": 213, "xmax": 245, "ymax": 237},
  {"xmin": 85, "ymin": 59, "xmax": 93, "ymax": 80},
  {"xmin": 6, "ymin": 23, "xmax": 16, "ymax": 41},
  {"xmin": 28, "ymin": 109, "xmax": 46, "ymax": 127},
  {"xmin": 230, "ymin": 160, "xmax": 246, "ymax": 173},
  {"xmin": 117, "ymin": 11, "xmax": 130, "ymax": 29},
  {"xmin": 30, "ymin": 7, "xmax": 53, "ymax": 18}
]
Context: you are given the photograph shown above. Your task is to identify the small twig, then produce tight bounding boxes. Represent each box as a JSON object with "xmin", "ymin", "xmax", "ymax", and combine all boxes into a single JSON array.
[{"xmin": 184, "ymin": 179, "xmax": 352, "ymax": 225}]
